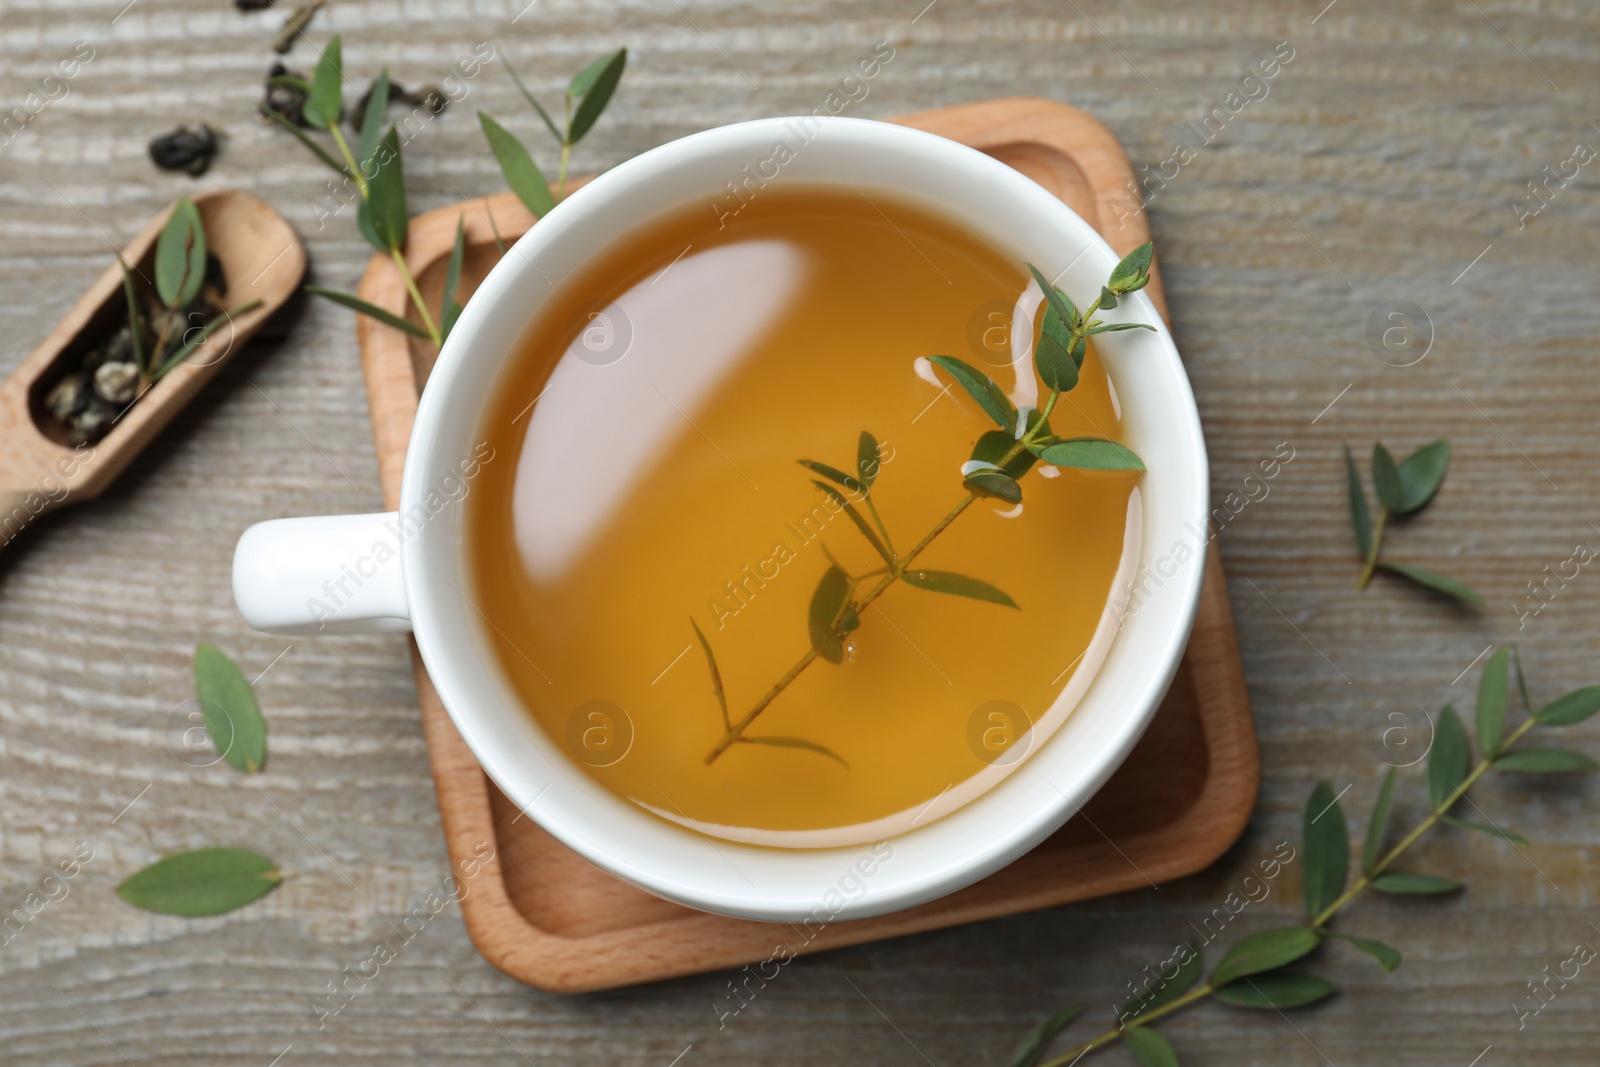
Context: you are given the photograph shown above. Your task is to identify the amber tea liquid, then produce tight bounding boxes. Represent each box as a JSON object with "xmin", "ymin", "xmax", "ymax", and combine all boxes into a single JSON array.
[{"xmin": 467, "ymin": 185, "xmax": 1138, "ymax": 846}]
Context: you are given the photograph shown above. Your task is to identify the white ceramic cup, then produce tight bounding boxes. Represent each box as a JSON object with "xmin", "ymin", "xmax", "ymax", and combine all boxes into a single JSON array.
[{"xmin": 233, "ymin": 116, "xmax": 1209, "ymax": 922}]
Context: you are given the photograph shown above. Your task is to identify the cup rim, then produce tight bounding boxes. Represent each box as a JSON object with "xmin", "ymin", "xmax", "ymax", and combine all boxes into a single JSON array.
[{"xmin": 400, "ymin": 115, "xmax": 1209, "ymax": 921}]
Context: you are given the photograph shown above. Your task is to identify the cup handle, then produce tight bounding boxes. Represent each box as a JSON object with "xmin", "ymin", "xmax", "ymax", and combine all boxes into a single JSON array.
[{"xmin": 233, "ymin": 513, "xmax": 411, "ymax": 635}]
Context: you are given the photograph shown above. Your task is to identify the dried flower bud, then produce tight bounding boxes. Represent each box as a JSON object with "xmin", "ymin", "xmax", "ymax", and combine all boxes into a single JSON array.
[
  {"xmin": 149, "ymin": 125, "xmax": 221, "ymax": 178},
  {"xmin": 235, "ymin": 0, "xmax": 274, "ymax": 9},
  {"xmin": 93, "ymin": 361, "xmax": 140, "ymax": 405}
]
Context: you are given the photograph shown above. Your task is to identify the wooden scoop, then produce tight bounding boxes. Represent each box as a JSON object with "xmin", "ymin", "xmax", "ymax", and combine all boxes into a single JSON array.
[{"xmin": 0, "ymin": 189, "xmax": 305, "ymax": 546}]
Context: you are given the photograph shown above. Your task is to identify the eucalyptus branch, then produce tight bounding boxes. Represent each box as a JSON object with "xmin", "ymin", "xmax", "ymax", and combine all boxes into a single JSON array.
[
  {"xmin": 1018, "ymin": 646, "xmax": 1600, "ymax": 1067},
  {"xmin": 696, "ymin": 245, "xmax": 1158, "ymax": 766},
  {"xmin": 1344, "ymin": 440, "xmax": 1482, "ymax": 606}
]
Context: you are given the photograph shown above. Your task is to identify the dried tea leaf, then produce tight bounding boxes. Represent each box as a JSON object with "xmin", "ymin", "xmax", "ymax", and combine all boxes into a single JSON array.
[
  {"xmin": 1427, "ymin": 705, "xmax": 1469, "ymax": 811},
  {"xmin": 148, "ymin": 125, "xmax": 221, "ymax": 177},
  {"xmin": 271, "ymin": 0, "xmax": 323, "ymax": 54},
  {"xmin": 1302, "ymin": 781, "xmax": 1348, "ymax": 918},
  {"xmin": 902, "ymin": 569, "xmax": 1018, "ymax": 609},
  {"xmin": 567, "ymin": 48, "xmax": 627, "ymax": 145},
  {"xmin": 1210, "ymin": 927, "xmax": 1321, "ymax": 989},
  {"xmin": 1493, "ymin": 748, "xmax": 1598, "ymax": 773},
  {"xmin": 194, "ymin": 642, "xmax": 266, "ymax": 773},
  {"xmin": 117, "ymin": 847, "xmax": 280, "ymax": 916},
  {"xmin": 479, "ymin": 112, "xmax": 555, "ymax": 218},
  {"xmin": 1009, "ymin": 1007, "xmax": 1081, "ymax": 1067},
  {"xmin": 153, "ymin": 299, "xmax": 263, "ymax": 381},
  {"xmin": 1213, "ymin": 973, "xmax": 1335, "ymax": 1010}
]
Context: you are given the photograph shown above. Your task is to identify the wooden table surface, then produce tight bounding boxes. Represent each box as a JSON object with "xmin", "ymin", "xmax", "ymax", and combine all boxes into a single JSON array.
[{"xmin": 3, "ymin": 1, "xmax": 1598, "ymax": 1064}]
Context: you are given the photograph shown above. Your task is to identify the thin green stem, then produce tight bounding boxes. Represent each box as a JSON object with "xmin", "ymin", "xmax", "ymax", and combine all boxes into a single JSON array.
[
  {"xmin": 557, "ymin": 98, "xmax": 572, "ymax": 199},
  {"xmin": 390, "ymin": 248, "xmax": 441, "ymax": 344},
  {"xmin": 1357, "ymin": 505, "xmax": 1387, "ymax": 589},
  {"xmin": 1042, "ymin": 714, "xmax": 1537, "ymax": 1067},
  {"xmin": 327, "ymin": 124, "xmax": 368, "ymax": 196},
  {"xmin": 703, "ymin": 393, "xmax": 1057, "ymax": 764}
]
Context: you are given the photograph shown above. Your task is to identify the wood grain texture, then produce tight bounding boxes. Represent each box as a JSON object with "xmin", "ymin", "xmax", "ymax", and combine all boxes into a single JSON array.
[
  {"xmin": 2, "ymin": 0, "xmax": 1599, "ymax": 1063},
  {"xmin": 352, "ymin": 99, "xmax": 1259, "ymax": 992}
]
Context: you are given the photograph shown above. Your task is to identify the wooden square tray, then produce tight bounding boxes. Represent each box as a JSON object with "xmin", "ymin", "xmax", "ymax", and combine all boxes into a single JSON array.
[{"xmin": 354, "ymin": 97, "xmax": 1258, "ymax": 992}]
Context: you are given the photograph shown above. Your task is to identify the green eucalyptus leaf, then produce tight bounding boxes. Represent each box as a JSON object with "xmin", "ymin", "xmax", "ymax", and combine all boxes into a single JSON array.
[
  {"xmin": 1210, "ymin": 927, "xmax": 1322, "ymax": 988},
  {"xmin": 1363, "ymin": 766, "xmax": 1397, "ymax": 875},
  {"xmin": 1343, "ymin": 443, "xmax": 1372, "ymax": 559},
  {"xmin": 1121, "ymin": 1026, "xmax": 1178, "ymax": 1067},
  {"xmin": 1371, "ymin": 871, "xmax": 1462, "ymax": 895},
  {"xmin": 740, "ymin": 734, "xmax": 848, "ymax": 768},
  {"xmin": 1034, "ymin": 324, "xmax": 1079, "ymax": 392},
  {"xmin": 1026, "ymin": 263, "xmax": 1078, "ymax": 327},
  {"xmin": 1302, "ymin": 781, "xmax": 1348, "ymax": 919},
  {"xmin": 440, "ymin": 215, "xmax": 467, "ymax": 343},
  {"xmin": 902, "ymin": 569, "xmax": 1018, "ymax": 609},
  {"xmin": 194, "ymin": 642, "xmax": 266, "ymax": 774},
  {"xmin": 971, "ymin": 429, "xmax": 1035, "ymax": 480},
  {"xmin": 1512, "ymin": 646, "xmax": 1533, "ymax": 714},
  {"xmin": 1441, "ymin": 815, "xmax": 1527, "ymax": 843},
  {"xmin": 690, "ymin": 618, "xmax": 730, "ymax": 729},
  {"xmin": 1118, "ymin": 944, "xmax": 1203, "ymax": 1024},
  {"xmin": 506, "ymin": 62, "xmax": 564, "ymax": 144},
  {"xmin": 1535, "ymin": 686, "xmax": 1600, "ymax": 726},
  {"xmin": 811, "ymin": 481, "xmax": 893, "ymax": 565},
  {"xmin": 1213, "ymin": 973, "xmax": 1336, "ymax": 1010},
  {"xmin": 1084, "ymin": 322, "xmax": 1156, "ymax": 335},
  {"xmin": 1377, "ymin": 562, "xmax": 1485, "ymax": 607},
  {"xmin": 1477, "ymin": 647, "xmax": 1509, "ymax": 757},
  {"xmin": 798, "ymin": 458, "xmax": 864, "ymax": 495},
  {"xmin": 857, "ymin": 431, "xmax": 882, "ymax": 489},
  {"xmin": 1395, "ymin": 440, "xmax": 1451, "ymax": 514},
  {"xmin": 358, "ymin": 69, "xmax": 391, "ymax": 172},
  {"xmin": 1099, "ymin": 285, "xmax": 1118, "ymax": 309},
  {"xmin": 1427, "ymin": 705, "xmax": 1469, "ymax": 811},
  {"xmin": 479, "ymin": 112, "xmax": 556, "ymax": 218},
  {"xmin": 1009, "ymin": 1007, "xmax": 1081, "ymax": 1067},
  {"xmin": 1493, "ymin": 748, "xmax": 1598, "ymax": 773},
  {"xmin": 964, "ymin": 469, "xmax": 1022, "ymax": 504},
  {"xmin": 808, "ymin": 564, "xmax": 855, "ymax": 664},
  {"xmin": 1037, "ymin": 438, "xmax": 1145, "ymax": 472},
  {"xmin": 116, "ymin": 847, "xmax": 280, "ymax": 916},
  {"xmin": 365, "ymin": 127, "xmax": 409, "ymax": 252},
  {"xmin": 155, "ymin": 198, "xmax": 206, "ymax": 309},
  {"xmin": 927, "ymin": 355, "xmax": 1016, "ymax": 431},
  {"xmin": 303, "ymin": 35, "xmax": 343, "ymax": 130},
  {"xmin": 1371, "ymin": 442, "xmax": 1403, "ymax": 513},
  {"xmin": 567, "ymin": 48, "xmax": 626, "ymax": 145},
  {"xmin": 305, "ymin": 286, "xmax": 432, "ymax": 338},
  {"xmin": 1108, "ymin": 241, "xmax": 1154, "ymax": 293},
  {"xmin": 1338, "ymin": 934, "xmax": 1401, "ymax": 973}
]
